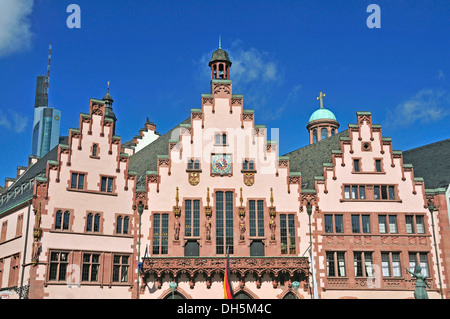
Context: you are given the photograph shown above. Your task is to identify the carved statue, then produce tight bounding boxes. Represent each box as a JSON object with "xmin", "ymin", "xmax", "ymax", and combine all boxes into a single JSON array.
[
  {"xmin": 269, "ymin": 218, "xmax": 276, "ymax": 241},
  {"xmin": 406, "ymin": 266, "xmax": 430, "ymax": 299},
  {"xmin": 239, "ymin": 217, "xmax": 246, "ymax": 241},
  {"xmin": 174, "ymin": 217, "xmax": 181, "ymax": 241},
  {"xmin": 205, "ymin": 218, "xmax": 211, "ymax": 241}
]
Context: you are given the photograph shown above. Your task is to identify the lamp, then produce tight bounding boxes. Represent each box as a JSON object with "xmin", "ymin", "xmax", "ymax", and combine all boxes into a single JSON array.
[
  {"xmin": 292, "ymin": 281, "xmax": 300, "ymax": 299},
  {"xmin": 169, "ymin": 282, "xmax": 178, "ymax": 299},
  {"xmin": 428, "ymin": 203, "xmax": 444, "ymax": 299},
  {"xmin": 306, "ymin": 202, "xmax": 314, "ymax": 299},
  {"xmin": 136, "ymin": 201, "xmax": 144, "ymax": 299}
]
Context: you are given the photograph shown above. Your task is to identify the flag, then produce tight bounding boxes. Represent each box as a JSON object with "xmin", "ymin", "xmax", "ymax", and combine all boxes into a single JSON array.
[
  {"xmin": 223, "ymin": 247, "xmax": 233, "ymax": 299},
  {"xmin": 138, "ymin": 245, "xmax": 148, "ymax": 274}
]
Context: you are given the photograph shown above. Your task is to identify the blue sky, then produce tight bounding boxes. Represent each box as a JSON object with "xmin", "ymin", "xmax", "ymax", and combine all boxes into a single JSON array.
[{"xmin": 0, "ymin": 0, "xmax": 449, "ymax": 183}]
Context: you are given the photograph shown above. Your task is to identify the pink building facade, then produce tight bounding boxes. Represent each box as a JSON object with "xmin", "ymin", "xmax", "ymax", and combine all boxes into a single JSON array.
[{"xmin": 0, "ymin": 46, "xmax": 449, "ymax": 299}]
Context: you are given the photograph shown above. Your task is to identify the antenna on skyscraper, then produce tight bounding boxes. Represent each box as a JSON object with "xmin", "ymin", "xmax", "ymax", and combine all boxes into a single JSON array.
[{"xmin": 43, "ymin": 42, "xmax": 52, "ymax": 102}]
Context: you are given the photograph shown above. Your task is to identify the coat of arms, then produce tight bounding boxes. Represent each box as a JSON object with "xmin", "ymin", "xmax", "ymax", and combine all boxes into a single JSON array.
[
  {"xmin": 243, "ymin": 173, "xmax": 254, "ymax": 186},
  {"xmin": 188, "ymin": 172, "xmax": 200, "ymax": 186}
]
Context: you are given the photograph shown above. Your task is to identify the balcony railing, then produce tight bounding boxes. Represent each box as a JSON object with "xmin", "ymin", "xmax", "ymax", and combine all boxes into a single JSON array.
[{"xmin": 140, "ymin": 256, "xmax": 310, "ymax": 289}]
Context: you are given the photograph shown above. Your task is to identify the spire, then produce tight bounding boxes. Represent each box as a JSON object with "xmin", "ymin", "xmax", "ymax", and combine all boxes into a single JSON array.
[{"xmin": 219, "ymin": 36, "xmax": 222, "ymax": 49}]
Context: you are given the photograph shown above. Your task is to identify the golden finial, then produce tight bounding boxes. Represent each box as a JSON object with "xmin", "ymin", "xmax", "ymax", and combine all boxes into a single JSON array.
[
  {"xmin": 317, "ymin": 91, "xmax": 326, "ymax": 109},
  {"xmin": 270, "ymin": 188, "xmax": 274, "ymax": 207},
  {"xmin": 240, "ymin": 187, "xmax": 243, "ymax": 207}
]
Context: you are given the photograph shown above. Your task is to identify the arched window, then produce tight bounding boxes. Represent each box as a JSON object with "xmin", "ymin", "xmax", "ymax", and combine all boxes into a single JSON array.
[
  {"xmin": 93, "ymin": 214, "xmax": 101, "ymax": 232},
  {"xmin": 55, "ymin": 210, "xmax": 62, "ymax": 229},
  {"xmin": 123, "ymin": 217, "xmax": 129, "ymax": 234},
  {"xmin": 321, "ymin": 128, "xmax": 328, "ymax": 140},
  {"xmin": 116, "ymin": 216, "xmax": 123, "ymax": 234},
  {"xmin": 331, "ymin": 128, "xmax": 336, "ymax": 136},
  {"xmin": 86, "ymin": 213, "xmax": 93, "ymax": 232},
  {"xmin": 92, "ymin": 144, "xmax": 98, "ymax": 157},
  {"xmin": 313, "ymin": 129, "xmax": 318, "ymax": 143},
  {"xmin": 62, "ymin": 211, "xmax": 70, "ymax": 230}
]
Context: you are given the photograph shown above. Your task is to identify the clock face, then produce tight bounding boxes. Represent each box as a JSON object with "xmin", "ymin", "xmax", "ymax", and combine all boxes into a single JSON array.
[{"xmin": 211, "ymin": 154, "xmax": 232, "ymax": 175}]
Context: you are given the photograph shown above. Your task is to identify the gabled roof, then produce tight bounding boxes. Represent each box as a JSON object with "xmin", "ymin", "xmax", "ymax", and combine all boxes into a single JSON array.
[
  {"xmin": 403, "ymin": 138, "xmax": 450, "ymax": 189},
  {"xmin": 0, "ymin": 137, "xmax": 68, "ymax": 214},
  {"xmin": 128, "ymin": 118, "xmax": 191, "ymax": 187},
  {"xmin": 283, "ymin": 130, "xmax": 349, "ymax": 189}
]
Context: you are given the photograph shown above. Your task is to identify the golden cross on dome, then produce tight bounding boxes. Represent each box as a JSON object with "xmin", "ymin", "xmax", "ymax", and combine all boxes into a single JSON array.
[{"xmin": 317, "ymin": 91, "xmax": 326, "ymax": 109}]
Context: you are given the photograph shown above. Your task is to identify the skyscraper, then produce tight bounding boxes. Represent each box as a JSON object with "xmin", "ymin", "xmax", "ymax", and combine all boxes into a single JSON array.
[{"xmin": 30, "ymin": 44, "xmax": 61, "ymax": 158}]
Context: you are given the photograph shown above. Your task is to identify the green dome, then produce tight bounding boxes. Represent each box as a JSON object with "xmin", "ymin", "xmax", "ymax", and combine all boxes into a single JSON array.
[{"xmin": 308, "ymin": 108, "xmax": 337, "ymax": 123}]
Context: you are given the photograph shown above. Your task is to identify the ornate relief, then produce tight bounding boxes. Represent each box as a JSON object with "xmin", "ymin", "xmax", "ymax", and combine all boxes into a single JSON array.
[
  {"xmin": 243, "ymin": 173, "xmax": 254, "ymax": 186},
  {"xmin": 231, "ymin": 98, "xmax": 242, "ymax": 106},
  {"xmin": 202, "ymin": 97, "xmax": 213, "ymax": 105},
  {"xmin": 213, "ymin": 83, "xmax": 231, "ymax": 95},
  {"xmin": 141, "ymin": 257, "xmax": 309, "ymax": 282},
  {"xmin": 188, "ymin": 172, "xmax": 200, "ymax": 186},
  {"xmin": 31, "ymin": 202, "xmax": 42, "ymax": 265}
]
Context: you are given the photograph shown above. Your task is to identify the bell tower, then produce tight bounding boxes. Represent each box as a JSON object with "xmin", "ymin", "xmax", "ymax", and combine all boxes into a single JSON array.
[{"xmin": 209, "ymin": 37, "xmax": 232, "ymax": 80}]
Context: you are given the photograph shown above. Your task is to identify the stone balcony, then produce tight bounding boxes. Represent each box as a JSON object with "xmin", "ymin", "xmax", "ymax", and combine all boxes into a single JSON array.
[{"xmin": 140, "ymin": 256, "xmax": 310, "ymax": 290}]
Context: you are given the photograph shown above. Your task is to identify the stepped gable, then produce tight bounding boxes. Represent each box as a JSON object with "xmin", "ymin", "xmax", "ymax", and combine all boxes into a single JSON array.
[
  {"xmin": 128, "ymin": 118, "xmax": 190, "ymax": 187},
  {"xmin": 283, "ymin": 129, "xmax": 349, "ymax": 189}
]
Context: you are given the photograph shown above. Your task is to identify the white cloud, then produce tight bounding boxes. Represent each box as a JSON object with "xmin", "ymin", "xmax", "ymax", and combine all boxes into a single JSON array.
[
  {"xmin": 0, "ymin": 109, "xmax": 28, "ymax": 133},
  {"xmin": 0, "ymin": 0, "xmax": 34, "ymax": 57},
  {"xmin": 386, "ymin": 88, "xmax": 450, "ymax": 127}
]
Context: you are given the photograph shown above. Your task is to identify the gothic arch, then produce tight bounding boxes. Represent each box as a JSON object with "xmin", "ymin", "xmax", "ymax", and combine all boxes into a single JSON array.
[
  {"xmin": 232, "ymin": 286, "xmax": 259, "ymax": 299},
  {"xmin": 158, "ymin": 286, "xmax": 192, "ymax": 299},
  {"xmin": 278, "ymin": 287, "xmax": 304, "ymax": 299}
]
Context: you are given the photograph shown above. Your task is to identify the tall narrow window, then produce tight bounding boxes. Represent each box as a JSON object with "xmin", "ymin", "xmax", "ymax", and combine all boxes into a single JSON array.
[
  {"xmin": 362, "ymin": 215, "xmax": 371, "ymax": 233},
  {"xmin": 82, "ymin": 253, "xmax": 100, "ymax": 282},
  {"xmin": 112, "ymin": 255, "xmax": 129, "ymax": 283},
  {"xmin": 93, "ymin": 214, "xmax": 101, "ymax": 232},
  {"xmin": 381, "ymin": 253, "xmax": 390, "ymax": 277},
  {"xmin": 152, "ymin": 214, "xmax": 169, "ymax": 255},
  {"xmin": 351, "ymin": 215, "xmax": 360, "ymax": 233},
  {"xmin": 406, "ymin": 215, "xmax": 414, "ymax": 234},
  {"xmin": 392, "ymin": 253, "xmax": 401, "ymax": 277},
  {"xmin": 324, "ymin": 215, "xmax": 333, "ymax": 233},
  {"xmin": 375, "ymin": 159, "xmax": 382, "ymax": 172},
  {"xmin": 1, "ymin": 221, "xmax": 7, "ymax": 242},
  {"xmin": 249, "ymin": 200, "xmax": 264, "ymax": 237},
  {"xmin": 389, "ymin": 215, "xmax": 398, "ymax": 233},
  {"xmin": 388, "ymin": 186, "xmax": 395, "ymax": 200},
  {"xmin": 326, "ymin": 252, "xmax": 336, "ymax": 277},
  {"xmin": 49, "ymin": 251, "xmax": 69, "ymax": 281},
  {"xmin": 313, "ymin": 129, "xmax": 318, "ymax": 143},
  {"xmin": 116, "ymin": 216, "xmax": 122, "ymax": 234},
  {"xmin": 335, "ymin": 215, "xmax": 344, "ymax": 233},
  {"xmin": 87, "ymin": 213, "xmax": 93, "ymax": 232},
  {"xmin": 123, "ymin": 217, "xmax": 129, "ymax": 234},
  {"xmin": 354, "ymin": 159, "xmax": 360, "ymax": 172},
  {"xmin": 280, "ymin": 214, "xmax": 296, "ymax": 254},
  {"xmin": 16, "ymin": 214, "xmax": 24, "ymax": 237},
  {"xmin": 92, "ymin": 144, "xmax": 98, "ymax": 157},
  {"xmin": 378, "ymin": 215, "xmax": 387, "ymax": 233},
  {"xmin": 215, "ymin": 191, "xmax": 234, "ymax": 254},
  {"xmin": 416, "ymin": 216, "xmax": 425, "ymax": 234},
  {"xmin": 185, "ymin": 199, "xmax": 200, "ymax": 237}
]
